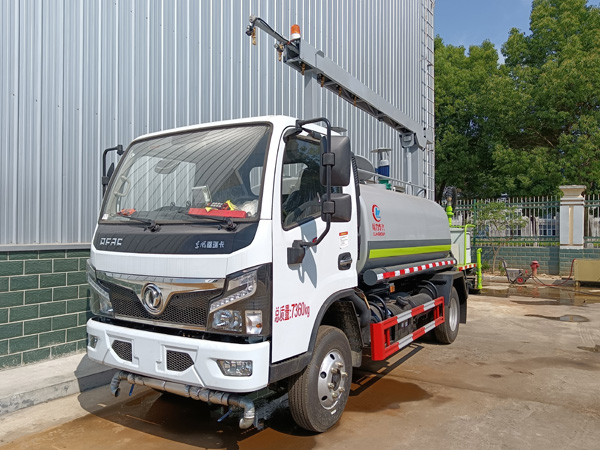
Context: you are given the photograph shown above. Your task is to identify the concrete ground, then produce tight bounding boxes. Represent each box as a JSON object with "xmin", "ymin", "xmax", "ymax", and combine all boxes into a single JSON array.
[
  {"xmin": 0, "ymin": 352, "xmax": 113, "ymax": 417},
  {"xmin": 1, "ymin": 292, "xmax": 599, "ymax": 450}
]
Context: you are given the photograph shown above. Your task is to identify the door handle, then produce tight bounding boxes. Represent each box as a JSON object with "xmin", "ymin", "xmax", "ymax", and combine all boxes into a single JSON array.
[{"xmin": 338, "ymin": 252, "xmax": 352, "ymax": 270}]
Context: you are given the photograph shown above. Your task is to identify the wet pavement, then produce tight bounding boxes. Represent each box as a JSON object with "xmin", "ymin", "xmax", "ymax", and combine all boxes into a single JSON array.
[
  {"xmin": 2, "ymin": 291, "xmax": 599, "ymax": 450},
  {"xmin": 490, "ymin": 281, "xmax": 600, "ymax": 306}
]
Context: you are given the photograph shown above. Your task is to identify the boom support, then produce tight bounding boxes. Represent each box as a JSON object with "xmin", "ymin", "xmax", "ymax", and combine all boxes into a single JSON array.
[{"xmin": 246, "ymin": 16, "xmax": 431, "ymax": 149}]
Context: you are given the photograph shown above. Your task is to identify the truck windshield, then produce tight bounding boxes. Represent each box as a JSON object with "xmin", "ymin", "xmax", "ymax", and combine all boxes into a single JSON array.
[{"xmin": 100, "ymin": 124, "xmax": 271, "ymax": 224}]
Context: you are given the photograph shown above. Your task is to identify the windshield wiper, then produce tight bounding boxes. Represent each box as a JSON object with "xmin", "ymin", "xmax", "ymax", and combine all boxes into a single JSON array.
[
  {"xmin": 185, "ymin": 213, "xmax": 238, "ymax": 231},
  {"xmin": 116, "ymin": 213, "xmax": 161, "ymax": 232}
]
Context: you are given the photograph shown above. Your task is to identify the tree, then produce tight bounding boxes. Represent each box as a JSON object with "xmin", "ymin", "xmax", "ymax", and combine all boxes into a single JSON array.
[
  {"xmin": 435, "ymin": 0, "xmax": 600, "ymax": 198},
  {"xmin": 474, "ymin": 201, "xmax": 529, "ymax": 274},
  {"xmin": 498, "ymin": 0, "xmax": 600, "ymax": 195},
  {"xmin": 434, "ymin": 38, "xmax": 504, "ymax": 200}
]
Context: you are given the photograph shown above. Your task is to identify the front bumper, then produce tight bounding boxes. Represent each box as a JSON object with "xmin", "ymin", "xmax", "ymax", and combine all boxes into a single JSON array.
[{"xmin": 86, "ymin": 319, "xmax": 270, "ymax": 393}]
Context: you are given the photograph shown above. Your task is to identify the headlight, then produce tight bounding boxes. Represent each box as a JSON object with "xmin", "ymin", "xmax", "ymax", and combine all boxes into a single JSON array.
[
  {"xmin": 209, "ymin": 271, "xmax": 257, "ymax": 313},
  {"xmin": 87, "ymin": 260, "xmax": 114, "ymax": 318},
  {"xmin": 207, "ymin": 265, "xmax": 271, "ymax": 336},
  {"xmin": 212, "ymin": 309, "xmax": 243, "ymax": 332}
]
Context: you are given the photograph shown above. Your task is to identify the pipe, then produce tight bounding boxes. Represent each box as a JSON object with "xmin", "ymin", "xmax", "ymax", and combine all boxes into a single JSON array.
[
  {"xmin": 108, "ymin": 371, "xmax": 256, "ymax": 429},
  {"xmin": 350, "ymin": 293, "xmax": 371, "ymax": 328},
  {"xmin": 368, "ymin": 294, "xmax": 390, "ymax": 318},
  {"xmin": 476, "ymin": 248, "xmax": 483, "ymax": 290},
  {"xmin": 110, "ymin": 370, "xmax": 126, "ymax": 397}
]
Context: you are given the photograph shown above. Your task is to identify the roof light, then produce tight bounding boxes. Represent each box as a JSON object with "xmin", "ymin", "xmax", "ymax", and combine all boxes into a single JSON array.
[{"xmin": 290, "ymin": 24, "xmax": 301, "ymax": 40}]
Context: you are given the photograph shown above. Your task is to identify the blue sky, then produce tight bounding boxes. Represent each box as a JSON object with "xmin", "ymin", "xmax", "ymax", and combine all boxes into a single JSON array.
[{"xmin": 435, "ymin": 0, "xmax": 600, "ymax": 56}]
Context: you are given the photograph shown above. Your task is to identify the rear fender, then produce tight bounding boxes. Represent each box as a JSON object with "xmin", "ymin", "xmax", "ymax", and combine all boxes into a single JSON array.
[{"xmin": 430, "ymin": 271, "xmax": 468, "ymax": 324}]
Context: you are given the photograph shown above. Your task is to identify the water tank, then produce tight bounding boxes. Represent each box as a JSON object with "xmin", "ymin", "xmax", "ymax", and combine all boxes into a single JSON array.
[{"xmin": 357, "ymin": 184, "xmax": 451, "ymax": 273}]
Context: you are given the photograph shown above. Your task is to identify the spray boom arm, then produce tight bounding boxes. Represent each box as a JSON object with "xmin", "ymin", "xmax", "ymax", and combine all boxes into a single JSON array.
[{"xmin": 245, "ymin": 15, "xmax": 431, "ymax": 148}]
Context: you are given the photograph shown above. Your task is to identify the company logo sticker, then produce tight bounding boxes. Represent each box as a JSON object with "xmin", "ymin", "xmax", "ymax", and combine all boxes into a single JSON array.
[
  {"xmin": 371, "ymin": 205, "xmax": 385, "ymax": 237},
  {"xmin": 195, "ymin": 240, "xmax": 225, "ymax": 250},
  {"xmin": 372, "ymin": 205, "xmax": 381, "ymax": 222},
  {"xmin": 99, "ymin": 237, "xmax": 123, "ymax": 247}
]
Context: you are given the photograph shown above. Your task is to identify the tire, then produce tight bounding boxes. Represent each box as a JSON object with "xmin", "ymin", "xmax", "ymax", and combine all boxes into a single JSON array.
[
  {"xmin": 434, "ymin": 287, "xmax": 460, "ymax": 344},
  {"xmin": 288, "ymin": 326, "xmax": 353, "ymax": 432}
]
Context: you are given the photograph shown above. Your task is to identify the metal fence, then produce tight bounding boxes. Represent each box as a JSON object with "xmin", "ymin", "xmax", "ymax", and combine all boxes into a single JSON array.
[{"xmin": 452, "ymin": 197, "xmax": 560, "ymax": 247}]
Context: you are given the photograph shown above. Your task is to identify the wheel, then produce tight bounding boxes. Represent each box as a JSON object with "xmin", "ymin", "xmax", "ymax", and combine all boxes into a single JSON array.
[
  {"xmin": 434, "ymin": 287, "xmax": 460, "ymax": 344},
  {"xmin": 288, "ymin": 326, "xmax": 353, "ymax": 432}
]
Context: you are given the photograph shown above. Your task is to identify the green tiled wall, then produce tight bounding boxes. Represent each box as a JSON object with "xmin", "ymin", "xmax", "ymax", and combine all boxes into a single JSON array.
[
  {"xmin": 474, "ymin": 246, "xmax": 600, "ymax": 276},
  {"xmin": 0, "ymin": 249, "xmax": 91, "ymax": 370}
]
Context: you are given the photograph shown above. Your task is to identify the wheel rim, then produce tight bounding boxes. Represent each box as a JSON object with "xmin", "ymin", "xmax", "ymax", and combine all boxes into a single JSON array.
[
  {"xmin": 317, "ymin": 349, "xmax": 348, "ymax": 409},
  {"xmin": 448, "ymin": 297, "xmax": 458, "ymax": 331}
]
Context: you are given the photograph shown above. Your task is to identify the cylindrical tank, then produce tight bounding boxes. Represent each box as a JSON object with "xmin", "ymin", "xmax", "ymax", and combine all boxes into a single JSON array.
[{"xmin": 357, "ymin": 184, "xmax": 451, "ymax": 274}]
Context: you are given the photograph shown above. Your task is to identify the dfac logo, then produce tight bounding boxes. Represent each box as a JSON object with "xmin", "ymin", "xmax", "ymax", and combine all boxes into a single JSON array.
[
  {"xmin": 372, "ymin": 205, "xmax": 381, "ymax": 222},
  {"xmin": 99, "ymin": 237, "xmax": 123, "ymax": 246}
]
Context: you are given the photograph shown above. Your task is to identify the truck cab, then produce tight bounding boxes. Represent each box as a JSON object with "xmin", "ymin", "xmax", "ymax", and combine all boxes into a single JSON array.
[{"xmin": 87, "ymin": 116, "xmax": 360, "ymax": 422}]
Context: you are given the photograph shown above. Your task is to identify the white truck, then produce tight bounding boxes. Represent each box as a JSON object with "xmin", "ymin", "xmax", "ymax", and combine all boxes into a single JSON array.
[{"xmin": 86, "ymin": 17, "xmax": 468, "ymax": 433}]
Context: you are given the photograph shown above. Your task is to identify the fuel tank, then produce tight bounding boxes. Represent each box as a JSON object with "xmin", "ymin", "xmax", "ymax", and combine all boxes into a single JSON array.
[{"xmin": 357, "ymin": 184, "xmax": 451, "ymax": 273}]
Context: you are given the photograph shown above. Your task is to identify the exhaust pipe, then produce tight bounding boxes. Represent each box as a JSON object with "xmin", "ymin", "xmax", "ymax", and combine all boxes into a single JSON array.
[
  {"xmin": 110, "ymin": 371, "xmax": 256, "ymax": 429},
  {"xmin": 110, "ymin": 370, "xmax": 125, "ymax": 397}
]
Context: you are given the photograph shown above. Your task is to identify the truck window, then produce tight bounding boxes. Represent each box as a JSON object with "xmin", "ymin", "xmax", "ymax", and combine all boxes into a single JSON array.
[
  {"xmin": 281, "ymin": 137, "xmax": 325, "ymax": 228},
  {"xmin": 100, "ymin": 124, "xmax": 271, "ymax": 223}
]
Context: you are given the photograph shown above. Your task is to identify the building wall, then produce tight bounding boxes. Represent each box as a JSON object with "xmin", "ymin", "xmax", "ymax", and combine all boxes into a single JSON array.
[
  {"xmin": 0, "ymin": 249, "xmax": 90, "ymax": 369},
  {"xmin": 477, "ymin": 247, "xmax": 560, "ymax": 275},
  {"xmin": 0, "ymin": 0, "xmax": 434, "ymax": 369},
  {"xmin": 1, "ymin": 0, "xmax": 436, "ymax": 247}
]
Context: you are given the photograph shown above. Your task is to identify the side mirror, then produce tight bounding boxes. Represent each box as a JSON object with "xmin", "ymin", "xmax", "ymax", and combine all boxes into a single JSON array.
[
  {"xmin": 320, "ymin": 135, "xmax": 351, "ymax": 187},
  {"xmin": 102, "ymin": 144, "xmax": 124, "ymax": 197},
  {"xmin": 102, "ymin": 163, "xmax": 115, "ymax": 196},
  {"xmin": 321, "ymin": 193, "xmax": 352, "ymax": 223},
  {"xmin": 287, "ymin": 240, "xmax": 306, "ymax": 265}
]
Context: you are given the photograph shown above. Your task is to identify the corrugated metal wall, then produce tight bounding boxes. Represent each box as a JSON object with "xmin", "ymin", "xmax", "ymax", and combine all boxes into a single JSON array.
[{"xmin": 0, "ymin": 0, "xmax": 434, "ymax": 246}]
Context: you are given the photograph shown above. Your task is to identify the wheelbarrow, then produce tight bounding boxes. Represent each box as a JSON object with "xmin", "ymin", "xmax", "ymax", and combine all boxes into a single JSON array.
[{"xmin": 501, "ymin": 260, "xmax": 539, "ymax": 284}]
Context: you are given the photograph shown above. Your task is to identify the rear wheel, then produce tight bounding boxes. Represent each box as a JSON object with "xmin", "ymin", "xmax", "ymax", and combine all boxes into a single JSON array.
[
  {"xmin": 288, "ymin": 326, "xmax": 352, "ymax": 432},
  {"xmin": 434, "ymin": 287, "xmax": 460, "ymax": 344}
]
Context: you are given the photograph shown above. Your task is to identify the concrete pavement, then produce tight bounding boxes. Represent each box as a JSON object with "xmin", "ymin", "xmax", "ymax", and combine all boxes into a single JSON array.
[
  {"xmin": 1, "ymin": 292, "xmax": 599, "ymax": 449},
  {"xmin": 0, "ymin": 351, "xmax": 113, "ymax": 416}
]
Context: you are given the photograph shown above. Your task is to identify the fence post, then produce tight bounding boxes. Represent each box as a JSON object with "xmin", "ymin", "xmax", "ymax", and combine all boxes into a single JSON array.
[{"xmin": 559, "ymin": 185, "xmax": 586, "ymax": 249}]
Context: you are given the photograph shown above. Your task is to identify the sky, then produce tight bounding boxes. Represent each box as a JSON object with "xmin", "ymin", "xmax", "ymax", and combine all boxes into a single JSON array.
[{"xmin": 435, "ymin": 0, "xmax": 600, "ymax": 59}]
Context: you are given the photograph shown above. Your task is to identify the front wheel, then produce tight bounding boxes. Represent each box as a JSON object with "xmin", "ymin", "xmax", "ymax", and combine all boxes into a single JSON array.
[
  {"xmin": 434, "ymin": 287, "xmax": 460, "ymax": 344},
  {"xmin": 288, "ymin": 326, "xmax": 353, "ymax": 432}
]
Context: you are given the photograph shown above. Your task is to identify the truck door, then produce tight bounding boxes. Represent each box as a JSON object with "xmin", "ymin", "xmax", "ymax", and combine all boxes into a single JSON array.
[{"xmin": 271, "ymin": 133, "xmax": 358, "ymax": 363}]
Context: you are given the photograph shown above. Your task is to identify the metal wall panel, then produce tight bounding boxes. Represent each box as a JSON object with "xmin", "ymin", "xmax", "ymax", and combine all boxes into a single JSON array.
[{"xmin": 0, "ymin": 0, "xmax": 434, "ymax": 246}]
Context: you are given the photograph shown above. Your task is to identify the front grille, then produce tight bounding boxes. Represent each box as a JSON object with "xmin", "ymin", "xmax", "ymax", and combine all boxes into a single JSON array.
[
  {"xmin": 100, "ymin": 280, "xmax": 221, "ymax": 328},
  {"xmin": 166, "ymin": 350, "xmax": 194, "ymax": 372},
  {"xmin": 112, "ymin": 340, "xmax": 132, "ymax": 362}
]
